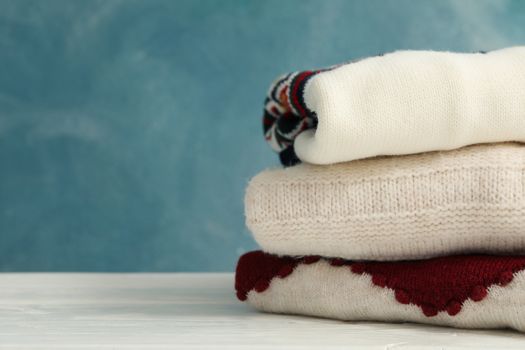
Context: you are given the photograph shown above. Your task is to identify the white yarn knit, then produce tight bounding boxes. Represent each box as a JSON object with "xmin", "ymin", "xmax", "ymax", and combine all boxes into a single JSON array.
[
  {"xmin": 295, "ymin": 46, "xmax": 525, "ymax": 164},
  {"xmin": 245, "ymin": 143, "xmax": 525, "ymax": 260}
]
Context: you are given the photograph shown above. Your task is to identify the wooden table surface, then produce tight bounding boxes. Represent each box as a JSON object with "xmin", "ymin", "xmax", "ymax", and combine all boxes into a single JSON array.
[{"xmin": 1, "ymin": 273, "xmax": 525, "ymax": 349}]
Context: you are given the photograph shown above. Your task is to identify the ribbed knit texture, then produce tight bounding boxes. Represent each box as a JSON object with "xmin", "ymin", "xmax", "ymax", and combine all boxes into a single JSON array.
[
  {"xmin": 246, "ymin": 143, "xmax": 525, "ymax": 260},
  {"xmin": 264, "ymin": 46, "xmax": 525, "ymax": 165}
]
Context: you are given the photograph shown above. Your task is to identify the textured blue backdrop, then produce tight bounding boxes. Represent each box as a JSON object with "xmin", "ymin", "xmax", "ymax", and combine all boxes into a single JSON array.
[{"xmin": 1, "ymin": 0, "xmax": 524, "ymax": 271}]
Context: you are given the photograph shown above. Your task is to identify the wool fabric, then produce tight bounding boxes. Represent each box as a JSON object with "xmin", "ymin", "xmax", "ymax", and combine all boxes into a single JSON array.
[
  {"xmin": 236, "ymin": 251, "xmax": 525, "ymax": 332},
  {"xmin": 263, "ymin": 47, "xmax": 525, "ymax": 165},
  {"xmin": 246, "ymin": 143, "xmax": 525, "ymax": 260}
]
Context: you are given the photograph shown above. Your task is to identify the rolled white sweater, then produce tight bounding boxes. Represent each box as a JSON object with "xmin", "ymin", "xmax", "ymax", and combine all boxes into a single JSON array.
[
  {"xmin": 263, "ymin": 47, "xmax": 525, "ymax": 165},
  {"xmin": 245, "ymin": 143, "xmax": 525, "ymax": 260}
]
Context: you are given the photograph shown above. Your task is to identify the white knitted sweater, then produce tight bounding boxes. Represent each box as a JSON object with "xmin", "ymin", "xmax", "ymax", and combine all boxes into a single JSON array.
[
  {"xmin": 245, "ymin": 143, "xmax": 525, "ymax": 260},
  {"xmin": 294, "ymin": 47, "xmax": 525, "ymax": 164}
]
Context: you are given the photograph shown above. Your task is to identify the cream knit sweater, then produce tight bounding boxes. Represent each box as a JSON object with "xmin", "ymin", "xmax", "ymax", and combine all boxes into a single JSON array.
[
  {"xmin": 293, "ymin": 47, "xmax": 525, "ymax": 164},
  {"xmin": 245, "ymin": 143, "xmax": 525, "ymax": 260}
]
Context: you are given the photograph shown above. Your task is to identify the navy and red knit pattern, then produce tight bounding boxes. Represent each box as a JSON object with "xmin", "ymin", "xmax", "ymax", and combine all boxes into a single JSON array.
[
  {"xmin": 262, "ymin": 57, "xmax": 372, "ymax": 166},
  {"xmin": 236, "ymin": 251, "xmax": 525, "ymax": 317},
  {"xmin": 263, "ymin": 70, "xmax": 321, "ymax": 166}
]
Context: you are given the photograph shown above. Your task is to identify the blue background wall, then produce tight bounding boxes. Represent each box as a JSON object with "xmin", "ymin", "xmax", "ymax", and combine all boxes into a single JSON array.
[{"xmin": 1, "ymin": 0, "xmax": 524, "ymax": 271}]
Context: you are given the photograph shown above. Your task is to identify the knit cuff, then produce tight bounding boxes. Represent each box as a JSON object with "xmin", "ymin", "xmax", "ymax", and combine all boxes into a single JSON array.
[{"xmin": 262, "ymin": 71, "xmax": 320, "ymax": 166}]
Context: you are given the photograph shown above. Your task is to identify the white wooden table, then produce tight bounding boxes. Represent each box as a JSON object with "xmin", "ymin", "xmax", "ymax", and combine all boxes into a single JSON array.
[{"xmin": 1, "ymin": 273, "xmax": 524, "ymax": 349}]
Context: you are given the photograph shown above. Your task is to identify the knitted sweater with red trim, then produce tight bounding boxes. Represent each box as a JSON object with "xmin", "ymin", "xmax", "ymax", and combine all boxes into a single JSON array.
[{"xmin": 236, "ymin": 251, "xmax": 525, "ymax": 332}]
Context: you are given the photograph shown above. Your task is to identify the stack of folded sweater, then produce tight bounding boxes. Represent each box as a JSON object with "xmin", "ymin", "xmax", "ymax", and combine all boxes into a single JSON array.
[{"xmin": 235, "ymin": 46, "xmax": 525, "ymax": 332}]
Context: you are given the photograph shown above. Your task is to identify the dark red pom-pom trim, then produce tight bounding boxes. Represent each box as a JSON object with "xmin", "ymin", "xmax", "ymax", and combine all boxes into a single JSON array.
[
  {"xmin": 470, "ymin": 285, "xmax": 488, "ymax": 302},
  {"xmin": 446, "ymin": 300, "xmax": 462, "ymax": 316},
  {"xmin": 302, "ymin": 256, "xmax": 321, "ymax": 264},
  {"xmin": 421, "ymin": 304, "xmax": 438, "ymax": 317},
  {"xmin": 372, "ymin": 274, "xmax": 387, "ymax": 288},
  {"xmin": 330, "ymin": 258, "xmax": 345, "ymax": 266},
  {"xmin": 254, "ymin": 279, "xmax": 270, "ymax": 293},
  {"xmin": 350, "ymin": 262, "xmax": 366, "ymax": 274},
  {"xmin": 394, "ymin": 289, "xmax": 411, "ymax": 304},
  {"xmin": 277, "ymin": 265, "xmax": 294, "ymax": 278},
  {"xmin": 498, "ymin": 270, "xmax": 514, "ymax": 286},
  {"xmin": 236, "ymin": 290, "xmax": 247, "ymax": 301}
]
